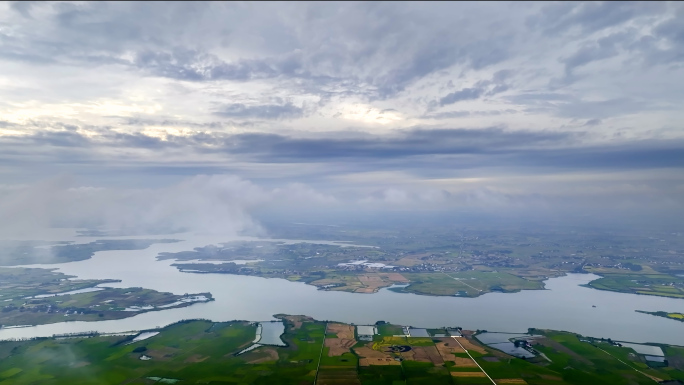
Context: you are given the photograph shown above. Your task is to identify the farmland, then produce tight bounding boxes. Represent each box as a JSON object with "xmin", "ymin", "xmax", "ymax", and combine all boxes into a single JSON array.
[
  {"xmin": 2, "ymin": 315, "xmax": 684, "ymax": 384},
  {"xmin": 586, "ymin": 272, "xmax": 684, "ymax": 298},
  {"xmin": 161, "ymin": 223, "xmax": 684, "ymax": 298},
  {"xmin": 397, "ymin": 272, "xmax": 544, "ymax": 297},
  {"xmin": 0, "ymin": 268, "xmax": 212, "ymax": 327}
]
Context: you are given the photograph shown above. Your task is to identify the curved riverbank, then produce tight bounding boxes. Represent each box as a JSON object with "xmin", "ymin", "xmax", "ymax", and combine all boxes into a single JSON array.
[{"xmin": 0, "ymin": 232, "xmax": 683, "ymax": 344}]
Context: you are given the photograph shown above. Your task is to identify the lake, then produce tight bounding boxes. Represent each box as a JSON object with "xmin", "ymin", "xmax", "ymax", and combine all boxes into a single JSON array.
[{"xmin": 2, "ymin": 231, "xmax": 684, "ymax": 345}]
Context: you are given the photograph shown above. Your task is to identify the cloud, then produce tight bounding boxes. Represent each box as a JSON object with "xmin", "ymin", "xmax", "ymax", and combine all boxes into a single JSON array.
[
  {"xmin": 213, "ymin": 103, "xmax": 303, "ymax": 119},
  {"xmin": 134, "ymin": 49, "xmax": 280, "ymax": 81},
  {"xmin": 4, "ymin": 125, "xmax": 684, "ymax": 188},
  {"xmin": 530, "ymin": 2, "xmax": 665, "ymax": 35},
  {"xmin": 439, "ymin": 87, "xmax": 484, "ymax": 106},
  {"xmin": 10, "ymin": 1, "xmax": 36, "ymax": 18},
  {"xmin": 0, "ymin": 175, "xmax": 268, "ymax": 237},
  {"xmin": 561, "ymin": 33, "xmax": 626, "ymax": 75},
  {"xmin": 435, "ymin": 70, "xmax": 512, "ymax": 107},
  {"xmin": 553, "ymin": 98, "xmax": 648, "ymax": 119},
  {"xmin": 0, "ymin": 174, "xmax": 343, "ymax": 239},
  {"xmin": 0, "ymin": 2, "xmax": 683, "ymax": 225}
]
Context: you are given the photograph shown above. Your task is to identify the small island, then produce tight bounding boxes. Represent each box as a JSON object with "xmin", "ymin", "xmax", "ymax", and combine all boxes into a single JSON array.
[{"xmin": 636, "ymin": 310, "xmax": 684, "ymax": 323}]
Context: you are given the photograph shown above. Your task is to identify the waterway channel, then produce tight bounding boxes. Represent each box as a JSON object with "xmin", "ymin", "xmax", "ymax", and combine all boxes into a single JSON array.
[{"xmin": 2, "ymin": 231, "xmax": 684, "ymax": 345}]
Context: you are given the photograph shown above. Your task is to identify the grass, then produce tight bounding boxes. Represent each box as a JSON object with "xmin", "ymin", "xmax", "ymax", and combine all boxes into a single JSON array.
[
  {"xmin": 636, "ymin": 310, "xmax": 684, "ymax": 323},
  {"xmin": 1, "ymin": 286, "xmax": 211, "ymax": 327},
  {"xmin": 0, "ymin": 267, "xmax": 115, "ymax": 302},
  {"xmin": 2, "ymin": 317, "xmax": 684, "ymax": 384},
  {"xmin": 406, "ymin": 338, "xmax": 434, "ymax": 347},
  {"xmin": 377, "ymin": 324, "xmax": 404, "ymax": 337},
  {"xmin": 0, "ymin": 267, "xmax": 211, "ymax": 327},
  {"xmin": 320, "ymin": 351, "xmax": 358, "ymax": 367},
  {"xmin": 587, "ymin": 273, "xmax": 684, "ymax": 298},
  {"xmin": 402, "ymin": 360, "xmax": 451, "ymax": 385},
  {"xmin": 359, "ymin": 366, "xmax": 403, "ymax": 385},
  {"xmin": 529, "ymin": 331, "xmax": 673, "ymax": 384},
  {"xmin": 400, "ymin": 271, "xmax": 544, "ymax": 297}
]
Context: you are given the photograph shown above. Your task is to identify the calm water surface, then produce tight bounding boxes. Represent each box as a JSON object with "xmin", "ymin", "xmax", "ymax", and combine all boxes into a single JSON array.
[
  {"xmin": 475, "ymin": 333, "xmax": 540, "ymax": 358},
  {"xmin": 258, "ymin": 322, "xmax": 286, "ymax": 346},
  {"xmin": 2, "ymin": 231, "xmax": 684, "ymax": 345}
]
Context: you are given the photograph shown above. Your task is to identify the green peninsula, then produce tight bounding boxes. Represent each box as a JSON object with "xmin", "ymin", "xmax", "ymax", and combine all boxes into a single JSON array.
[{"xmin": 0, "ymin": 267, "xmax": 212, "ymax": 327}]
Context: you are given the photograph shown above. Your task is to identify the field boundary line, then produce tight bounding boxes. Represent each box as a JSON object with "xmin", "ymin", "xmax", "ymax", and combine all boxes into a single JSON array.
[
  {"xmin": 595, "ymin": 346, "xmax": 659, "ymax": 383},
  {"xmin": 451, "ymin": 336, "xmax": 497, "ymax": 385},
  {"xmin": 314, "ymin": 322, "xmax": 327, "ymax": 385},
  {"xmin": 443, "ymin": 272, "xmax": 482, "ymax": 292}
]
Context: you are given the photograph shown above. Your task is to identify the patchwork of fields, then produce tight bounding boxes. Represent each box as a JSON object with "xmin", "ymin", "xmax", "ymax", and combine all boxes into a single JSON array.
[
  {"xmin": 1, "ymin": 315, "xmax": 684, "ymax": 384},
  {"xmin": 586, "ymin": 271, "xmax": 684, "ymax": 299}
]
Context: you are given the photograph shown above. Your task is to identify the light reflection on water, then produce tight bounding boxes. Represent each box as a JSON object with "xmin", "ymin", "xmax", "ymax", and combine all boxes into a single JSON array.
[
  {"xmin": 475, "ymin": 332, "xmax": 539, "ymax": 358},
  {"xmin": 258, "ymin": 321, "xmax": 286, "ymax": 346}
]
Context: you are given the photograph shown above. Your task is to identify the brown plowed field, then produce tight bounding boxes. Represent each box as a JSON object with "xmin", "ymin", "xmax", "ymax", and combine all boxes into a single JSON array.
[
  {"xmin": 451, "ymin": 371, "xmax": 486, "ymax": 377},
  {"xmin": 435, "ymin": 338, "xmax": 465, "ymax": 361},
  {"xmin": 325, "ymin": 323, "xmax": 356, "ymax": 356},
  {"xmin": 400, "ymin": 349, "xmax": 415, "ymax": 360},
  {"xmin": 411, "ymin": 346, "xmax": 444, "ymax": 365},
  {"xmin": 246, "ymin": 347, "xmax": 279, "ymax": 364},
  {"xmin": 355, "ymin": 344, "xmax": 400, "ymax": 366},
  {"xmin": 453, "ymin": 357, "xmax": 478, "ymax": 367},
  {"xmin": 354, "ymin": 274, "xmax": 393, "ymax": 293},
  {"xmin": 459, "ymin": 337, "xmax": 488, "ymax": 354},
  {"xmin": 283, "ymin": 315, "xmax": 313, "ymax": 330},
  {"xmin": 328, "ymin": 323, "xmax": 355, "ymax": 339}
]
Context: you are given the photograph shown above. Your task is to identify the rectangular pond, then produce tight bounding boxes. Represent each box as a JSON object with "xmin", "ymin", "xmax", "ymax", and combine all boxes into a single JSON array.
[
  {"xmin": 475, "ymin": 332, "xmax": 539, "ymax": 359},
  {"xmin": 620, "ymin": 342, "xmax": 664, "ymax": 357},
  {"xmin": 408, "ymin": 328, "xmax": 430, "ymax": 337}
]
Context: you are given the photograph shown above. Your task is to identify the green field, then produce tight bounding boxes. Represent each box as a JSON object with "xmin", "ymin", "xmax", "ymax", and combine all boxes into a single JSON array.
[
  {"xmin": 587, "ymin": 273, "xmax": 684, "ymax": 298},
  {"xmin": 399, "ymin": 271, "xmax": 544, "ymax": 297},
  {"xmin": 0, "ymin": 268, "xmax": 211, "ymax": 327},
  {"xmin": 161, "ymin": 224, "xmax": 684, "ymax": 299},
  {"xmin": 636, "ymin": 310, "xmax": 684, "ymax": 323},
  {"xmin": 0, "ymin": 267, "xmax": 117, "ymax": 300},
  {"xmin": 2, "ymin": 316, "xmax": 684, "ymax": 384}
]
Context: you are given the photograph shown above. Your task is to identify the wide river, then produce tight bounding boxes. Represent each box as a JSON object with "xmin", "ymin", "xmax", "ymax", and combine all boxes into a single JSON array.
[{"xmin": 2, "ymin": 231, "xmax": 684, "ymax": 345}]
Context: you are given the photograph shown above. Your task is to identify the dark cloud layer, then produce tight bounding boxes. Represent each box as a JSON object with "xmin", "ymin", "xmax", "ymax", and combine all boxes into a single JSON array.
[
  {"xmin": 3, "ymin": 127, "xmax": 684, "ymax": 174},
  {"xmin": 1, "ymin": 2, "xmax": 683, "ymax": 223},
  {"xmin": 439, "ymin": 88, "xmax": 484, "ymax": 106}
]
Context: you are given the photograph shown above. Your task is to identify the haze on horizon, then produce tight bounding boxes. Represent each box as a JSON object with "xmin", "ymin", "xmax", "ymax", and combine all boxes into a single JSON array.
[{"xmin": 1, "ymin": 1, "xmax": 683, "ymax": 236}]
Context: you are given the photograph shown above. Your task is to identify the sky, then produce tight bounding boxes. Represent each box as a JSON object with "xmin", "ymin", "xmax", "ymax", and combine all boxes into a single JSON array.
[{"xmin": 0, "ymin": 2, "xmax": 683, "ymax": 234}]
